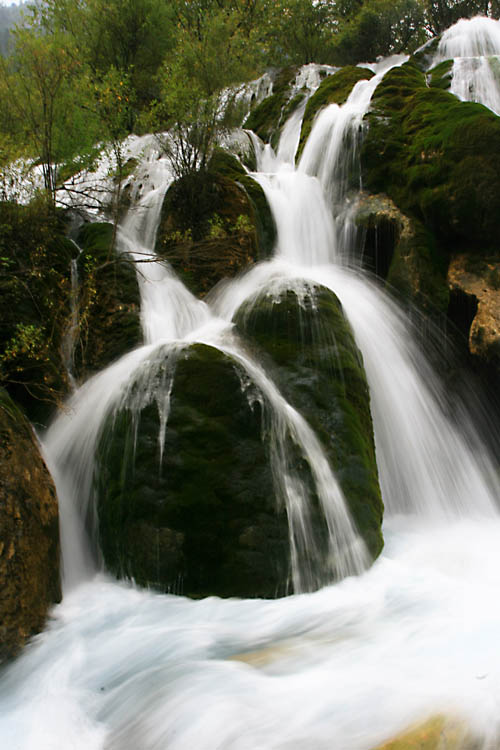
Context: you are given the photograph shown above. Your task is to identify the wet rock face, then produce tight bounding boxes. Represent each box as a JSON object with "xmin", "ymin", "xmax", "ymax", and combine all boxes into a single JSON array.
[
  {"xmin": 448, "ymin": 254, "xmax": 500, "ymax": 371},
  {"xmin": 0, "ymin": 389, "xmax": 61, "ymax": 662},
  {"xmin": 235, "ymin": 282, "xmax": 384, "ymax": 563},
  {"xmin": 354, "ymin": 193, "xmax": 449, "ymax": 317}
]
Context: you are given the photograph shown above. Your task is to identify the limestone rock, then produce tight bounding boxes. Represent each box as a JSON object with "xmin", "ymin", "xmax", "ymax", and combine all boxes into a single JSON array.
[
  {"xmin": 448, "ymin": 254, "xmax": 500, "ymax": 369},
  {"xmin": 355, "ymin": 192, "xmax": 449, "ymax": 315},
  {"xmin": 373, "ymin": 715, "xmax": 483, "ymax": 750},
  {"xmin": 0, "ymin": 389, "xmax": 61, "ymax": 662}
]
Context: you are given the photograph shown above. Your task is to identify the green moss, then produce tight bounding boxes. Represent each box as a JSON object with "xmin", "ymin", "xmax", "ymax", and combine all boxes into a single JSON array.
[
  {"xmin": 427, "ymin": 59, "xmax": 453, "ymax": 90},
  {"xmin": 96, "ymin": 343, "xmax": 290, "ymax": 598},
  {"xmin": 410, "ymin": 35, "xmax": 441, "ymax": 72},
  {"xmin": 75, "ymin": 221, "xmax": 141, "ymax": 379},
  {"xmin": 244, "ymin": 66, "xmax": 298, "ymax": 146},
  {"xmin": 362, "ymin": 62, "xmax": 500, "ymax": 256},
  {"xmin": 235, "ymin": 283, "xmax": 384, "ymax": 562},
  {"xmin": 297, "ymin": 66, "xmax": 374, "ymax": 161}
]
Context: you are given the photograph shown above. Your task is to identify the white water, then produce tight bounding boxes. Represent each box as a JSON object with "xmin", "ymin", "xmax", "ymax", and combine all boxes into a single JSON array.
[
  {"xmin": 436, "ymin": 16, "xmax": 500, "ymax": 115},
  {"xmin": 2, "ymin": 21, "xmax": 500, "ymax": 750}
]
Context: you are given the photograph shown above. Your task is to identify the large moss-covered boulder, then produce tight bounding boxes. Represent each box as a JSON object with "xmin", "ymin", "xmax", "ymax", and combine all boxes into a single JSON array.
[
  {"xmin": 74, "ymin": 222, "xmax": 141, "ymax": 380},
  {"xmin": 155, "ymin": 153, "xmax": 275, "ymax": 298},
  {"xmin": 0, "ymin": 388, "xmax": 61, "ymax": 662},
  {"xmin": 355, "ymin": 192, "xmax": 449, "ymax": 316},
  {"xmin": 96, "ymin": 344, "xmax": 290, "ymax": 598},
  {"xmin": 297, "ymin": 66, "xmax": 374, "ymax": 160},
  {"xmin": 0, "ymin": 199, "xmax": 75, "ymax": 425},
  {"xmin": 234, "ymin": 282, "xmax": 384, "ymax": 562},
  {"xmin": 361, "ymin": 62, "xmax": 500, "ymax": 255}
]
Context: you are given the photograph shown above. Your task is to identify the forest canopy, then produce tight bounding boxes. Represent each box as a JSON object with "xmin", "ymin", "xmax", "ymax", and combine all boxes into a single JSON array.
[{"xmin": 0, "ymin": 0, "xmax": 498, "ymax": 203}]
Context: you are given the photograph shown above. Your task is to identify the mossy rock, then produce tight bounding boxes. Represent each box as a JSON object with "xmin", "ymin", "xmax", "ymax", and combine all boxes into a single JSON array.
[
  {"xmin": 74, "ymin": 222, "xmax": 141, "ymax": 380},
  {"xmin": 0, "ymin": 387, "xmax": 61, "ymax": 662},
  {"xmin": 155, "ymin": 159, "xmax": 274, "ymax": 298},
  {"xmin": 355, "ymin": 192, "xmax": 449, "ymax": 316},
  {"xmin": 411, "ymin": 35, "xmax": 441, "ymax": 72},
  {"xmin": 0, "ymin": 200, "xmax": 75, "ymax": 425},
  {"xmin": 244, "ymin": 66, "xmax": 299, "ymax": 148},
  {"xmin": 297, "ymin": 66, "xmax": 374, "ymax": 161},
  {"xmin": 362, "ymin": 61, "xmax": 500, "ymax": 256},
  {"xmin": 234, "ymin": 282, "xmax": 384, "ymax": 563},
  {"xmin": 95, "ymin": 343, "xmax": 291, "ymax": 598},
  {"xmin": 427, "ymin": 59, "xmax": 453, "ymax": 90},
  {"xmin": 208, "ymin": 148, "xmax": 276, "ymax": 258}
]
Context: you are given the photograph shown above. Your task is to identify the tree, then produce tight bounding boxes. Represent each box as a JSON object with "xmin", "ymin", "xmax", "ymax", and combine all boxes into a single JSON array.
[
  {"xmin": 38, "ymin": 0, "xmax": 177, "ymax": 111},
  {"xmin": 151, "ymin": 1, "xmax": 264, "ymax": 177},
  {"xmin": 265, "ymin": 0, "xmax": 339, "ymax": 65},
  {"xmin": 423, "ymin": 0, "xmax": 491, "ymax": 34},
  {"xmin": 0, "ymin": 23, "xmax": 89, "ymax": 204},
  {"xmin": 332, "ymin": 0, "xmax": 427, "ymax": 63}
]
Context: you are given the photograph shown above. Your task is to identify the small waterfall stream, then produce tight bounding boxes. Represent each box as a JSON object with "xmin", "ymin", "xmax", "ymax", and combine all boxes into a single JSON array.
[{"xmin": 2, "ymin": 19, "xmax": 500, "ymax": 750}]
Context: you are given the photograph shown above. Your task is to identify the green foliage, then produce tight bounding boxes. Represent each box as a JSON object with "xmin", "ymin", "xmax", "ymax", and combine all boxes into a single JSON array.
[
  {"xmin": 265, "ymin": 0, "xmax": 339, "ymax": 65},
  {"xmin": 332, "ymin": 0, "xmax": 427, "ymax": 64},
  {"xmin": 423, "ymin": 0, "xmax": 491, "ymax": 35},
  {"xmin": 39, "ymin": 0, "xmax": 177, "ymax": 108},
  {"xmin": 150, "ymin": 2, "xmax": 265, "ymax": 177},
  {"xmin": 0, "ymin": 198, "xmax": 73, "ymax": 421}
]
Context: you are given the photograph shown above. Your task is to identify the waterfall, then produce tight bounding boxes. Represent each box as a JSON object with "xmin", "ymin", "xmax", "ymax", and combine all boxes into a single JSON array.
[
  {"xmin": 435, "ymin": 16, "xmax": 500, "ymax": 114},
  {"xmin": 2, "ymin": 20, "xmax": 500, "ymax": 750}
]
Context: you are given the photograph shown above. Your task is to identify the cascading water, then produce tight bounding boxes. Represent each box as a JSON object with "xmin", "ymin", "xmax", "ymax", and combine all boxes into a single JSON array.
[
  {"xmin": 435, "ymin": 16, "xmax": 500, "ymax": 115},
  {"xmin": 2, "ymin": 23, "xmax": 500, "ymax": 750}
]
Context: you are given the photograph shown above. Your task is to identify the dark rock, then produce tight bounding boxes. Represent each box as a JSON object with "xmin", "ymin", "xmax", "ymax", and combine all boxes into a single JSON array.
[
  {"xmin": 74, "ymin": 222, "xmax": 142, "ymax": 380},
  {"xmin": 0, "ymin": 388, "xmax": 61, "ymax": 662},
  {"xmin": 95, "ymin": 343, "xmax": 290, "ymax": 598},
  {"xmin": 355, "ymin": 192, "xmax": 449, "ymax": 316}
]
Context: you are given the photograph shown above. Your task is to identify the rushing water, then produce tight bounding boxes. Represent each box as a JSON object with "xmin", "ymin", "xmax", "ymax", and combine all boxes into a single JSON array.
[
  {"xmin": 436, "ymin": 16, "xmax": 500, "ymax": 115},
  {"xmin": 2, "ymin": 21, "xmax": 500, "ymax": 750}
]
